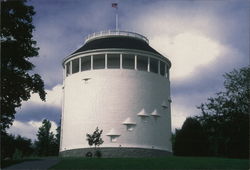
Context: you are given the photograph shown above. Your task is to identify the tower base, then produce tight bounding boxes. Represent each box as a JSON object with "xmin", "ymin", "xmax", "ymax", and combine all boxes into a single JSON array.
[{"xmin": 60, "ymin": 147, "xmax": 172, "ymax": 158}]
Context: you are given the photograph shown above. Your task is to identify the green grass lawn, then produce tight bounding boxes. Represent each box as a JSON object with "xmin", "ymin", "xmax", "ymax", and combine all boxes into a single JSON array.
[{"xmin": 50, "ymin": 156, "xmax": 249, "ymax": 169}]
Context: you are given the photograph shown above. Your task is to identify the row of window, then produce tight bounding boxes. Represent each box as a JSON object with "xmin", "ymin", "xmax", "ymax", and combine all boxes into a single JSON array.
[{"xmin": 65, "ymin": 53, "xmax": 169, "ymax": 78}]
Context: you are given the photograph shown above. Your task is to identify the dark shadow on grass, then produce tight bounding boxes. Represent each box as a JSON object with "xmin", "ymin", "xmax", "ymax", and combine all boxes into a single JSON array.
[
  {"xmin": 50, "ymin": 156, "xmax": 249, "ymax": 169},
  {"xmin": 1, "ymin": 159, "xmax": 40, "ymax": 168}
]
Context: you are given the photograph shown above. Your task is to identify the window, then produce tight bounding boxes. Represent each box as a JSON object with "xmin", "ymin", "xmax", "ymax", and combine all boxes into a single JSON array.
[
  {"xmin": 123, "ymin": 117, "xmax": 136, "ymax": 131},
  {"xmin": 81, "ymin": 56, "xmax": 91, "ymax": 71},
  {"xmin": 66, "ymin": 62, "xmax": 70, "ymax": 76},
  {"xmin": 126, "ymin": 124, "xmax": 135, "ymax": 131},
  {"xmin": 107, "ymin": 54, "xmax": 120, "ymax": 68},
  {"xmin": 150, "ymin": 58, "xmax": 158, "ymax": 73},
  {"xmin": 93, "ymin": 54, "xmax": 105, "ymax": 69},
  {"xmin": 111, "ymin": 136, "xmax": 119, "ymax": 142},
  {"xmin": 72, "ymin": 58, "xmax": 79, "ymax": 74},
  {"xmin": 166, "ymin": 66, "xmax": 169, "ymax": 78},
  {"xmin": 160, "ymin": 61, "xmax": 166, "ymax": 76},
  {"xmin": 122, "ymin": 54, "xmax": 135, "ymax": 69},
  {"xmin": 137, "ymin": 55, "xmax": 148, "ymax": 71}
]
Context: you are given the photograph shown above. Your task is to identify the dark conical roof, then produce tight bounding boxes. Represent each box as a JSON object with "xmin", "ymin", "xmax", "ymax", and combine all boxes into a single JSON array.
[{"xmin": 72, "ymin": 36, "xmax": 161, "ymax": 55}]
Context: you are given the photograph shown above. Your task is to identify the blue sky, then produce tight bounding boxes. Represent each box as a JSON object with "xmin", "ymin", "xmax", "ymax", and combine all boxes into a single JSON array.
[{"xmin": 8, "ymin": 0, "xmax": 250, "ymax": 140}]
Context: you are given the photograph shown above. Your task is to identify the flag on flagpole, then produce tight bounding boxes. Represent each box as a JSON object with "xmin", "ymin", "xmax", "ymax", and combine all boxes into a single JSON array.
[{"xmin": 112, "ymin": 3, "xmax": 118, "ymax": 9}]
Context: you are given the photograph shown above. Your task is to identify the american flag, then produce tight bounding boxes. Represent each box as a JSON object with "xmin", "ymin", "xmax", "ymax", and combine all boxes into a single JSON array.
[{"xmin": 112, "ymin": 3, "xmax": 118, "ymax": 9}]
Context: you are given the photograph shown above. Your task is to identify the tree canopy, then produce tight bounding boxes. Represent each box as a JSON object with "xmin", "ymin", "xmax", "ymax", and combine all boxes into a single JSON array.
[
  {"xmin": 173, "ymin": 67, "xmax": 249, "ymax": 158},
  {"xmin": 35, "ymin": 119, "xmax": 59, "ymax": 156},
  {"xmin": 196, "ymin": 67, "xmax": 249, "ymax": 158},
  {"xmin": 173, "ymin": 117, "xmax": 209, "ymax": 156},
  {"xmin": 1, "ymin": 0, "xmax": 46, "ymax": 132},
  {"xmin": 1, "ymin": 133, "xmax": 34, "ymax": 159}
]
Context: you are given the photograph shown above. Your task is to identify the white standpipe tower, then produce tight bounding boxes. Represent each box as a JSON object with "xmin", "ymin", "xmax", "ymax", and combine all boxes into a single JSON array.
[{"xmin": 60, "ymin": 30, "xmax": 172, "ymax": 157}]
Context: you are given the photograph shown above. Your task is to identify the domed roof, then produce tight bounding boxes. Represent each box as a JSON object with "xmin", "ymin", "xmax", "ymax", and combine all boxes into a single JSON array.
[{"xmin": 71, "ymin": 30, "xmax": 162, "ymax": 56}]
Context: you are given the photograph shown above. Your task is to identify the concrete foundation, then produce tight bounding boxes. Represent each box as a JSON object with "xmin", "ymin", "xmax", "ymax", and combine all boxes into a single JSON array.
[{"xmin": 60, "ymin": 147, "xmax": 172, "ymax": 158}]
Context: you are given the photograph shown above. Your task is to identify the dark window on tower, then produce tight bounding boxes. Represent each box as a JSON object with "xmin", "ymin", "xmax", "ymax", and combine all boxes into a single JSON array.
[
  {"xmin": 66, "ymin": 62, "xmax": 70, "ymax": 76},
  {"xmin": 93, "ymin": 54, "xmax": 105, "ymax": 69},
  {"xmin": 81, "ymin": 56, "xmax": 91, "ymax": 71},
  {"xmin": 72, "ymin": 58, "xmax": 79, "ymax": 74},
  {"xmin": 137, "ymin": 55, "xmax": 148, "ymax": 71},
  {"xmin": 150, "ymin": 58, "xmax": 158, "ymax": 74},
  {"xmin": 107, "ymin": 54, "xmax": 120, "ymax": 68},
  {"xmin": 160, "ymin": 61, "xmax": 166, "ymax": 76},
  {"xmin": 166, "ymin": 66, "xmax": 169, "ymax": 79},
  {"xmin": 122, "ymin": 54, "xmax": 135, "ymax": 69}
]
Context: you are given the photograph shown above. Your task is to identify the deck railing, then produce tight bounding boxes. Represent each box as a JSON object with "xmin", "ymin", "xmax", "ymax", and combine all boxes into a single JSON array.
[{"xmin": 84, "ymin": 30, "xmax": 149, "ymax": 44}]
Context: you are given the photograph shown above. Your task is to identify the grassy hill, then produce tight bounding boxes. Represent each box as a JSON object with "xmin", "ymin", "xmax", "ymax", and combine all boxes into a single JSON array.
[{"xmin": 50, "ymin": 156, "xmax": 249, "ymax": 169}]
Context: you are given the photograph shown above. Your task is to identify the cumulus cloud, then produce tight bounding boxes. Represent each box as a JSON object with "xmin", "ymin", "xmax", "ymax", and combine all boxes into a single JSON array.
[
  {"xmin": 21, "ymin": 84, "xmax": 63, "ymax": 108},
  {"xmin": 7, "ymin": 120, "xmax": 58, "ymax": 141},
  {"xmin": 13, "ymin": 84, "xmax": 62, "ymax": 128},
  {"xmin": 151, "ymin": 32, "xmax": 224, "ymax": 80}
]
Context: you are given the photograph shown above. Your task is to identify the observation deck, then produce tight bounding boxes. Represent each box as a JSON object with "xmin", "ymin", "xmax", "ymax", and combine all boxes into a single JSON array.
[{"xmin": 84, "ymin": 30, "xmax": 149, "ymax": 44}]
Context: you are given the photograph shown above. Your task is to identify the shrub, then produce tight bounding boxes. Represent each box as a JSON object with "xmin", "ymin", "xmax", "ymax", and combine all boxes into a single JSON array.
[
  {"xmin": 95, "ymin": 150, "xmax": 102, "ymax": 158},
  {"xmin": 12, "ymin": 149, "xmax": 23, "ymax": 160},
  {"xmin": 85, "ymin": 151, "xmax": 93, "ymax": 158}
]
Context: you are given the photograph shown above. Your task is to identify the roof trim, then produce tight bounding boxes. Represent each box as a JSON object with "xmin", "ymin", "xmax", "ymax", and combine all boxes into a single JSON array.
[{"xmin": 63, "ymin": 48, "xmax": 171, "ymax": 68}]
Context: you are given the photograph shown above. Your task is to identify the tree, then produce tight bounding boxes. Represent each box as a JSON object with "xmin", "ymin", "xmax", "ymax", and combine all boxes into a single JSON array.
[
  {"xmin": 173, "ymin": 117, "xmax": 209, "ymax": 156},
  {"xmin": 54, "ymin": 122, "xmax": 61, "ymax": 154},
  {"xmin": 1, "ymin": 0, "xmax": 46, "ymax": 132},
  {"xmin": 1, "ymin": 133, "xmax": 34, "ymax": 160},
  {"xmin": 86, "ymin": 127, "xmax": 104, "ymax": 148},
  {"xmin": 14, "ymin": 135, "xmax": 34, "ymax": 157},
  {"xmin": 196, "ymin": 67, "xmax": 250, "ymax": 158},
  {"xmin": 1, "ymin": 132, "xmax": 16, "ymax": 159},
  {"xmin": 35, "ymin": 119, "xmax": 57, "ymax": 156}
]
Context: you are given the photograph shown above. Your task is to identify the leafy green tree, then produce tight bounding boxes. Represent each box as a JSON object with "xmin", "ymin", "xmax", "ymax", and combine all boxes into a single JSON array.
[
  {"xmin": 1, "ymin": 0, "xmax": 46, "ymax": 132},
  {"xmin": 14, "ymin": 135, "xmax": 34, "ymax": 157},
  {"xmin": 1, "ymin": 132, "xmax": 16, "ymax": 159},
  {"xmin": 196, "ymin": 67, "xmax": 250, "ymax": 158},
  {"xmin": 54, "ymin": 122, "xmax": 61, "ymax": 154},
  {"xmin": 86, "ymin": 127, "xmax": 104, "ymax": 148},
  {"xmin": 1, "ymin": 133, "xmax": 34, "ymax": 160},
  {"xmin": 173, "ymin": 117, "xmax": 209, "ymax": 156},
  {"xmin": 35, "ymin": 119, "xmax": 57, "ymax": 156}
]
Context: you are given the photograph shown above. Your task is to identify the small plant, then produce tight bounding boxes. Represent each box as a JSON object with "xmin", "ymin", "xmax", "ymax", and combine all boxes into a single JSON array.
[
  {"xmin": 85, "ymin": 152, "xmax": 93, "ymax": 158},
  {"xmin": 86, "ymin": 127, "xmax": 104, "ymax": 158},
  {"xmin": 86, "ymin": 127, "xmax": 104, "ymax": 148}
]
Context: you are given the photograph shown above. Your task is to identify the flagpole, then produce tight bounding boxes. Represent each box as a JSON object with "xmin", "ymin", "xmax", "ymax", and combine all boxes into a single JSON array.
[
  {"xmin": 116, "ymin": 11, "xmax": 118, "ymax": 31},
  {"xmin": 112, "ymin": 3, "xmax": 119, "ymax": 31}
]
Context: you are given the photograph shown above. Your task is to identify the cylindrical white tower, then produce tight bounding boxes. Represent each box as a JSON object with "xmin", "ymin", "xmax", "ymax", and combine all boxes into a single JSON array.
[{"xmin": 60, "ymin": 30, "xmax": 172, "ymax": 157}]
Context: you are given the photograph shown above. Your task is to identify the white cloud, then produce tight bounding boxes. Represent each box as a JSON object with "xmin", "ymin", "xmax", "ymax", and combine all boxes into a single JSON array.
[
  {"xmin": 125, "ymin": 1, "xmax": 234, "ymax": 81},
  {"xmin": 22, "ymin": 84, "xmax": 63, "ymax": 108},
  {"xmin": 150, "ymin": 32, "xmax": 224, "ymax": 80},
  {"xmin": 7, "ymin": 120, "xmax": 58, "ymax": 141}
]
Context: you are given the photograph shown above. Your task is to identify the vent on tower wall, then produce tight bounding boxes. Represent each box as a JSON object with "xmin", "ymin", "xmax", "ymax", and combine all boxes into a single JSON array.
[
  {"xmin": 161, "ymin": 100, "xmax": 168, "ymax": 109},
  {"xmin": 106, "ymin": 128, "xmax": 120, "ymax": 142},
  {"xmin": 122, "ymin": 117, "xmax": 136, "ymax": 131},
  {"xmin": 137, "ymin": 109, "xmax": 149, "ymax": 122},
  {"xmin": 151, "ymin": 110, "xmax": 160, "ymax": 120}
]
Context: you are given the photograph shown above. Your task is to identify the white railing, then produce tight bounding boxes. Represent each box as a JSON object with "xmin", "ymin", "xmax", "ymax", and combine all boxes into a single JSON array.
[{"xmin": 84, "ymin": 30, "xmax": 149, "ymax": 44}]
